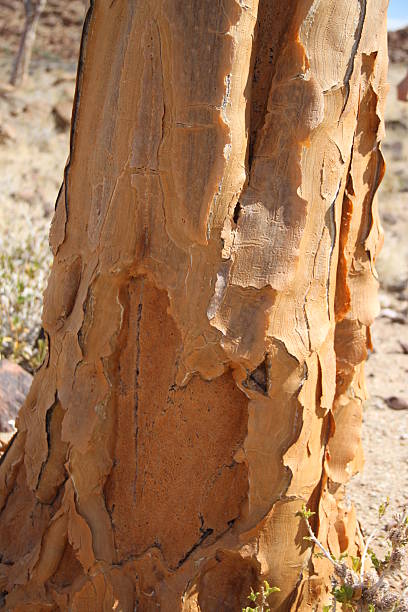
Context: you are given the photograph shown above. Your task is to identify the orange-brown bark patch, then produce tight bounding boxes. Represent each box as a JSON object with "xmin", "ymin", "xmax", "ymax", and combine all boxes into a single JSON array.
[{"xmin": 106, "ymin": 280, "xmax": 248, "ymax": 568}]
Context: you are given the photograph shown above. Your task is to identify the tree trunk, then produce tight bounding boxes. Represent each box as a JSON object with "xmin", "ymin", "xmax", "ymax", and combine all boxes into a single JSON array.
[
  {"xmin": 0, "ymin": 0, "xmax": 388, "ymax": 610},
  {"xmin": 10, "ymin": 0, "xmax": 47, "ymax": 87}
]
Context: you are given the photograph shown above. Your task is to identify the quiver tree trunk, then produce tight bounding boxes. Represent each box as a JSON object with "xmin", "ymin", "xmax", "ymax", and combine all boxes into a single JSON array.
[
  {"xmin": 0, "ymin": 0, "xmax": 388, "ymax": 610},
  {"xmin": 10, "ymin": 0, "xmax": 47, "ymax": 87}
]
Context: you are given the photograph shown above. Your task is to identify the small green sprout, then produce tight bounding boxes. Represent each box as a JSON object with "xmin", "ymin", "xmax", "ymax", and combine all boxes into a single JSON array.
[
  {"xmin": 350, "ymin": 555, "xmax": 361, "ymax": 573},
  {"xmin": 296, "ymin": 504, "xmax": 315, "ymax": 520},
  {"xmin": 332, "ymin": 584, "xmax": 354, "ymax": 604},
  {"xmin": 367, "ymin": 548, "xmax": 381, "ymax": 570},
  {"xmin": 379, "ymin": 498, "xmax": 390, "ymax": 519},
  {"xmin": 248, "ymin": 587, "xmax": 259, "ymax": 603},
  {"xmin": 243, "ymin": 580, "xmax": 280, "ymax": 612}
]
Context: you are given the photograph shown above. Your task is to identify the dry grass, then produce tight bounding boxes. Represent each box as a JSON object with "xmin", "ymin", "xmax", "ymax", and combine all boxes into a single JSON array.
[{"xmin": 0, "ymin": 208, "xmax": 51, "ymax": 371}]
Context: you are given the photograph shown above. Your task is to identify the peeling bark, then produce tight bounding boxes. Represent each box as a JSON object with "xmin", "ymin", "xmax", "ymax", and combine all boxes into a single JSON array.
[{"xmin": 0, "ymin": 0, "xmax": 388, "ymax": 610}]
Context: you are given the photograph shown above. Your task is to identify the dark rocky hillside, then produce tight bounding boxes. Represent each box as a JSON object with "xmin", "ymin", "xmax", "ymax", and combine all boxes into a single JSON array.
[{"xmin": 388, "ymin": 26, "xmax": 408, "ymax": 63}]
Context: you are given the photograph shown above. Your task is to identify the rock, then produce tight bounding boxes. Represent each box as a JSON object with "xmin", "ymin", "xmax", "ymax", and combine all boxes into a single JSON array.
[
  {"xmin": 0, "ymin": 82, "xmax": 15, "ymax": 97},
  {"xmin": 385, "ymin": 119, "xmax": 408, "ymax": 132},
  {"xmin": 388, "ymin": 27, "xmax": 408, "ymax": 64},
  {"xmin": 380, "ymin": 308, "xmax": 407, "ymax": 324},
  {"xmin": 397, "ymin": 74, "xmax": 408, "ymax": 102},
  {"xmin": 52, "ymin": 72, "xmax": 76, "ymax": 86},
  {"xmin": 382, "ymin": 141, "xmax": 404, "ymax": 160},
  {"xmin": 21, "ymin": 100, "xmax": 52, "ymax": 121},
  {"xmin": 52, "ymin": 101, "xmax": 72, "ymax": 131},
  {"xmin": 387, "ymin": 280, "xmax": 408, "ymax": 293},
  {"xmin": 381, "ymin": 212, "xmax": 398, "ymax": 226},
  {"xmin": 12, "ymin": 189, "xmax": 35, "ymax": 204},
  {"xmin": 0, "ymin": 360, "xmax": 32, "ymax": 432},
  {"xmin": 0, "ymin": 122, "xmax": 16, "ymax": 144},
  {"xmin": 399, "ymin": 341, "xmax": 408, "ymax": 355},
  {"xmin": 385, "ymin": 396, "xmax": 408, "ymax": 411}
]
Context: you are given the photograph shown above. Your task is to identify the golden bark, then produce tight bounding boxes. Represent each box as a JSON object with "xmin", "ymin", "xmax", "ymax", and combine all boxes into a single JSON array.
[{"xmin": 0, "ymin": 0, "xmax": 388, "ymax": 610}]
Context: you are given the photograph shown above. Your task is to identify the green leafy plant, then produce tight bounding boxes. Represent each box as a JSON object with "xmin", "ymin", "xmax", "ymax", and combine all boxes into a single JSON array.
[
  {"xmin": 350, "ymin": 556, "xmax": 362, "ymax": 573},
  {"xmin": 297, "ymin": 501, "xmax": 408, "ymax": 611},
  {"xmin": 332, "ymin": 585, "xmax": 354, "ymax": 605},
  {"xmin": 243, "ymin": 580, "xmax": 280, "ymax": 612}
]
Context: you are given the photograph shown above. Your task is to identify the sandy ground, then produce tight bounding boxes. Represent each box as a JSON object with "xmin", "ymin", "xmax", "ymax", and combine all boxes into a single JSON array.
[{"xmin": 0, "ymin": 26, "xmax": 407, "ymax": 554}]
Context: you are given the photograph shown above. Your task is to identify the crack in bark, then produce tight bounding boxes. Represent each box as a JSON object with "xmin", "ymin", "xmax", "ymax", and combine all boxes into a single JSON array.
[
  {"xmin": 340, "ymin": 0, "xmax": 367, "ymax": 116},
  {"xmin": 326, "ymin": 180, "xmax": 341, "ymax": 319},
  {"xmin": 132, "ymin": 280, "xmax": 144, "ymax": 501},
  {"xmin": 232, "ymin": 201, "xmax": 242, "ymax": 225},
  {"xmin": 35, "ymin": 395, "xmax": 58, "ymax": 491},
  {"xmin": 335, "ymin": 150, "xmax": 355, "ymax": 322},
  {"xmin": 243, "ymin": 356, "xmax": 269, "ymax": 395},
  {"xmin": 363, "ymin": 144, "xmax": 385, "ymax": 249},
  {"xmin": 176, "ymin": 514, "xmax": 214, "ymax": 569},
  {"xmin": 246, "ymin": 0, "xmax": 295, "ymax": 173}
]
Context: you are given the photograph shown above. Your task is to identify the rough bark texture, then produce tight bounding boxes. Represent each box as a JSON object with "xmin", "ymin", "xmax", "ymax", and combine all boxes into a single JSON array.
[{"xmin": 0, "ymin": 0, "xmax": 388, "ymax": 610}]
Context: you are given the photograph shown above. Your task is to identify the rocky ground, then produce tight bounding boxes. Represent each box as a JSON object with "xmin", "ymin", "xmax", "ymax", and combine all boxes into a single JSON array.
[
  {"xmin": 0, "ymin": 60, "xmax": 74, "ymax": 371},
  {"xmin": 0, "ymin": 0, "xmax": 82, "ymax": 373},
  {"xmin": 0, "ymin": 7, "xmax": 407, "ymax": 562},
  {"xmin": 0, "ymin": 0, "xmax": 85, "ymax": 61}
]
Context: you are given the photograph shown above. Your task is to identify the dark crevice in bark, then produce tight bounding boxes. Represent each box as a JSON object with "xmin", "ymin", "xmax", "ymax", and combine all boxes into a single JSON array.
[
  {"xmin": 40, "ymin": 476, "xmax": 68, "ymax": 508},
  {"xmin": 44, "ymin": 330, "xmax": 51, "ymax": 369},
  {"xmin": 325, "ymin": 180, "xmax": 341, "ymax": 319},
  {"xmin": 334, "ymin": 151, "xmax": 355, "ymax": 322},
  {"xmin": 361, "ymin": 144, "xmax": 385, "ymax": 247},
  {"xmin": 292, "ymin": 571, "xmax": 306, "ymax": 611},
  {"xmin": 54, "ymin": 181, "xmax": 63, "ymax": 213},
  {"xmin": 246, "ymin": 0, "xmax": 296, "ymax": 173},
  {"xmin": 176, "ymin": 514, "xmax": 214, "ymax": 569},
  {"xmin": 35, "ymin": 394, "xmax": 59, "ymax": 490},
  {"xmin": 308, "ymin": 410, "xmax": 334, "ymax": 529},
  {"xmin": 173, "ymin": 511, "xmax": 240, "ymax": 571},
  {"xmin": 341, "ymin": 0, "xmax": 367, "ymax": 115},
  {"xmin": 283, "ymin": 569, "xmax": 305, "ymax": 612},
  {"xmin": 132, "ymin": 281, "xmax": 144, "ymax": 501},
  {"xmin": 244, "ymin": 357, "xmax": 268, "ymax": 395},
  {"xmin": 60, "ymin": 257, "xmax": 82, "ymax": 323},
  {"xmin": 232, "ymin": 201, "xmax": 242, "ymax": 225},
  {"xmin": 77, "ymin": 280, "xmax": 96, "ymax": 359}
]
